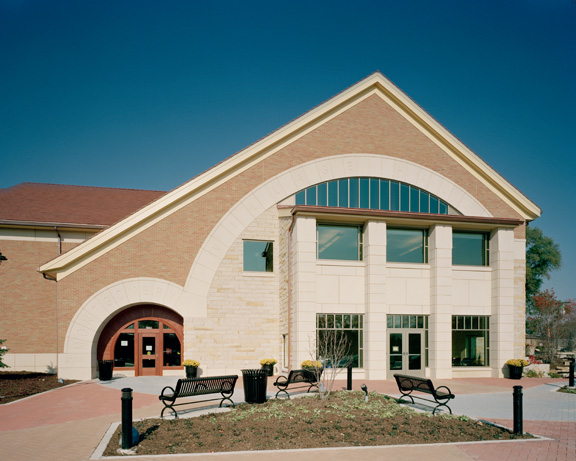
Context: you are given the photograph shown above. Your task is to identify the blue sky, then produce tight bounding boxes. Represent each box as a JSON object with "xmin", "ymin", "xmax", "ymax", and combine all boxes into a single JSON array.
[{"xmin": 1, "ymin": 1, "xmax": 575, "ymax": 300}]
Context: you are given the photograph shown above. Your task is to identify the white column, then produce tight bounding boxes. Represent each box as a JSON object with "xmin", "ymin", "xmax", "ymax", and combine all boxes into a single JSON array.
[
  {"xmin": 290, "ymin": 215, "xmax": 317, "ymax": 368},
  {"xmin": 364, "ymin": 220, "xmax": 388, "ymax": 379},
  {"xmin": 429, "ymin": 224, "xmax": 453, "ymax": 378},
  {"xmin": 490, "ymin": 228, "xmax": 516, "ymax": 377}
]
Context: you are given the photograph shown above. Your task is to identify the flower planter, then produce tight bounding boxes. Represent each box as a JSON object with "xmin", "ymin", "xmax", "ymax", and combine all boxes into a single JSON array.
[
  {"xmin": 185, "ymin": 366, "xmax": 198, "ymax": 379},
  {"xmin": 508, "ymin": 365, "xmax": 523, "ymax": 379},
  {"xmin": 261, "ymin": 364, "xmax": 274, "ymax": 376}
]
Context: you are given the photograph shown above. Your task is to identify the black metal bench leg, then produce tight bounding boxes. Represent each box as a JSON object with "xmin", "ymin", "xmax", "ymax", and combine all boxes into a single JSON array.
[
  {"xmin": 275, "ymin": 389, "xmax": 290, "ymax": 399},
  {"xmin": 432, "ymin": 402, "xmax": 452, "ymax": 415}
]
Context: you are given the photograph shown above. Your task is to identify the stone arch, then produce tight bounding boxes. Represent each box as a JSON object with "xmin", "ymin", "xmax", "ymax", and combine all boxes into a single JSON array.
[
  {"xmin": 61, "ymin": 278, "xmax": 188, "ymax": 379},
  {"xmin": 184, "ymin": 153, "xmax": 491, "ymax": 315}
]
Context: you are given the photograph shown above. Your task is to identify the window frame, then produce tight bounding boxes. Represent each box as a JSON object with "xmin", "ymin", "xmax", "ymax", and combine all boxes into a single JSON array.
[
  {"xmin": 386, "ymin": 227, "xmax": 429, "ymax": 264},
  {"xmin": 243, "ymin": 240, "xmax": 274, "ymax": 273},
  {"xmin": 317, "ymin": 223, "xmax": 363, "ymax": 261},
  {"xmin": 316, "ymin": 313, "xmax": 364, "ymax": 368},
  {"xmin": 451, "ymin": 315, "xmax": 490, "ymax": 367},
  {"xmin": 452, "ymin": 231, "xmax": 490, "ymax": 266}
]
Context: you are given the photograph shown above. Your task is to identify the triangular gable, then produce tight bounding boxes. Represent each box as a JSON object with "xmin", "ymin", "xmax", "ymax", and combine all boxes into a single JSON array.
[{"xmin": 39, "ymin": 71, "xmax": 540, "ymax": 279}]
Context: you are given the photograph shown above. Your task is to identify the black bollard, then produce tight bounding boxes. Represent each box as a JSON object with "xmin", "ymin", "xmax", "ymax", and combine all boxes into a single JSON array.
[
  {"xmin": 121, "ymin": 388, "xmax": 133, "ymax": 449},
  {"xmin": 347, "ymin": 363, "xmax": 353, "ymax": 391},
  {"xmin": 513, "ymin": 385, "xmax": 523, "ymax": 435},
  {"xmin": 569, "ymin": 358, "xmax": 575, "ymax": 388}
]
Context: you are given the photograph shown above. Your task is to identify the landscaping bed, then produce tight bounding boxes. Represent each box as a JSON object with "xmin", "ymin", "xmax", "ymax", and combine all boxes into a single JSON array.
[
  {"xmin": 0, "ymin": 371, "xmax": 78, "ymax": 404},
  {"xmin": 104, "ymin": 391, "xmax": 531, "ymax": 456}
]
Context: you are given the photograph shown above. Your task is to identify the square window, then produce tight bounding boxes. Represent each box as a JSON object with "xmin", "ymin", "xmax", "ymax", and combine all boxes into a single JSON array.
[
  {"xmin": 317, "ymin": 224, "xmax": 362, "ymax": 261},
  {"xmin": 243, "ymin": 241, "xmax": 273, "ymax": 272},
  {"xmin": 387, "ymin": 228, "xmax": 428, "ymax": 263},
  {"xmin": 453, "ymin": 232, "xmax": 489, "ymax": 266}
]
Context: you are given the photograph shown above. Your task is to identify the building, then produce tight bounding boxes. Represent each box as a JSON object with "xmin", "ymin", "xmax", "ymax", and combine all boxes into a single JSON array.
[{"xmin": 0, "ymin": 72, "xmax": 540, "ymax": 380}]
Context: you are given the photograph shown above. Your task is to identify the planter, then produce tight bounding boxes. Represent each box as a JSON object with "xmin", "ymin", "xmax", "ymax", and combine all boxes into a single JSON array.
[
  {"xmin": 508, "ymin": 365, "xmax": 523, "ymax": 379},
  {"xmin": 185, "ymin": 366, "xmax": 198, "ymax": 379},
  {"xmin": 261, "ymin": 364, "xmax": 274, "ymax": 376}
]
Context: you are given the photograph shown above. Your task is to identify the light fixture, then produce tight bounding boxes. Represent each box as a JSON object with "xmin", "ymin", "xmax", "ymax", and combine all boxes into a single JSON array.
[{"xmin": 0, "ymin": 251, "xmax": 7, "ymax": 265}]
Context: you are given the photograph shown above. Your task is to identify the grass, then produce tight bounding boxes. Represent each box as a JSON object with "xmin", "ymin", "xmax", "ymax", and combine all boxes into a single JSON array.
[{"xmin": 104, "ymin": 391, "xmax": 532, "ymax": 456}]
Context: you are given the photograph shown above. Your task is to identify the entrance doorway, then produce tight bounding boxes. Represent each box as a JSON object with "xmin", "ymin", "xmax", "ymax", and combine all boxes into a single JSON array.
[
  {"xmin": 98, "ymin": 305, "xmax": 184, "ymax": 377},
  {"xmin": 388, "ymin": 330, "xmax": 424, "ymax": 375}
]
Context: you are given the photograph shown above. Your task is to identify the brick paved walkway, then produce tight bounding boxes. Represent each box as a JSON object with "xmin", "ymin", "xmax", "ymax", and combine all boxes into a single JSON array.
[{"xmin": 0, "ymin": 376, "xmax": 573, "ymax": 461}]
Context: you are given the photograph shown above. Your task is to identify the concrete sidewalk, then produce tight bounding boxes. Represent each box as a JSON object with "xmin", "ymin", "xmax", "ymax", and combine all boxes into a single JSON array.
[{"xmin": 1, "ymin": 376, "xmax": 574, "ymax": 460}]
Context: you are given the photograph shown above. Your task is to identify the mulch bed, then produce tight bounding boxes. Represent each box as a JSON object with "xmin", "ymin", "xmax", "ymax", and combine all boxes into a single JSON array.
[
  {"xmin": 104, "ymin": 391, "xmax": 531, "ymax": 456},
  {"xmin": 0, "ymin": 371, "xmax": 78, "ymax": 404}
]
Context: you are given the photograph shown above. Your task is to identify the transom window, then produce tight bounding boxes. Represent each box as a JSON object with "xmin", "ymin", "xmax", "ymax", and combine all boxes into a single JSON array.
[
  {"xmin": 296, "ymin": 177, "xmax": 455, "ymax": 215},
  {"xmin": 387, "ymin": 228, "xmax": 428, "ymax": 263},
  {"xmin": 317, "ymin": 224, "xmax": 363, "ymax": 261}
]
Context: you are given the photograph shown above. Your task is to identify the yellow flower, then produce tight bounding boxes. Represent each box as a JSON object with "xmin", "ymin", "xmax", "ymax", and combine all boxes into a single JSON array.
[
  {"xmin": 301, "ymin": 360, "xmax": 322, "ymax": 369},
  {"xmin": 182, "ymin": 360, "xmax": 200, "ymax": 367},
  {"xmin": 506, "ymin": 359, "xmax": 529, "ymax": 367},
  {"xmin": 260, "ymin": 358, "xmax": 277, "ymax": 365}
]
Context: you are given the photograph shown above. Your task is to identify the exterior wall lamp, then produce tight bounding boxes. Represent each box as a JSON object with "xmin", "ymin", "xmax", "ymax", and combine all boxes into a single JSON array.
[{"xmin": 0, "ymin": 251, "xmax": 7, "ymax": 264}]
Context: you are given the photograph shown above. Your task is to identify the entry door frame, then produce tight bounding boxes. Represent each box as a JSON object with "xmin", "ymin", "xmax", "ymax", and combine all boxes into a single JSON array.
[
  {"xmin": 388, "ymin": 329, "xmax": 425, "ymax": 377},
  {"xmin": 138, "ymin": 332, "xmax": 162, "ymax": 376}
]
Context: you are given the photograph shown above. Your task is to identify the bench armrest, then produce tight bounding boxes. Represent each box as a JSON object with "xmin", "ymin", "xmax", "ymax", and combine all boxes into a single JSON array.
[
  {"xmin": 273, "ymin": 375, "xmax": 288, "ymax": 386},
  {"xmin": 159, "ymin": 385, "xmax": 176, "ymax": 401}
]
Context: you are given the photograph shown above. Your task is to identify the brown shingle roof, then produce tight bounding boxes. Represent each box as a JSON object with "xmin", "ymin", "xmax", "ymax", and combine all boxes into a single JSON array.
[{"xmin": 0, "ymin": 183, "xmax": 166, "ymax": 227}]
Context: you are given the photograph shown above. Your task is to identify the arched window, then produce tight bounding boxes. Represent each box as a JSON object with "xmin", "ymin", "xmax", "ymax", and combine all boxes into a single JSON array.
[{"xmin": 295, "ymin": 177, "xmax": 457, "ymax": 215}]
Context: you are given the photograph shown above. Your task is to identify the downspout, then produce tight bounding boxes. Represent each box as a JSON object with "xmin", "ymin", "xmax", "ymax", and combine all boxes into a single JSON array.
[{"xmin": 54, "ymin": 226, "xmax": 62, "ymax": 255}]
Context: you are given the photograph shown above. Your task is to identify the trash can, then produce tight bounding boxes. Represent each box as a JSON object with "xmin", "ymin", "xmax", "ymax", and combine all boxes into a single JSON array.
[
  {"xmin": 241, "ymin": 369, "xmax": 267, "ymax": 403},
  {"xmin": 98, "ymin": 360, "xmax": 114, "ymax": 381}
]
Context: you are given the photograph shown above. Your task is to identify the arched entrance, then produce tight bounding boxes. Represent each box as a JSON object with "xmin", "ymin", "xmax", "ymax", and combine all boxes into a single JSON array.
[{"xmin": 97, "ymin": 305, "xmax": 184, "ymax": 376}]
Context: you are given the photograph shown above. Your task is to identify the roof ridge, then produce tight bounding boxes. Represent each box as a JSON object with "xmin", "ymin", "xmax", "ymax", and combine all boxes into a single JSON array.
[{"xmin": 5, "ymin": 182, "xmax": 166, "ymax": 193}]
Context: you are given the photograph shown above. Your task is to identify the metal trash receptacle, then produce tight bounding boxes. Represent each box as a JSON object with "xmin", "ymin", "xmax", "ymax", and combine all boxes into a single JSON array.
[
  {"xmin": 241, "ymin": 369, "xmax": 267, "ymax": 403},
  {"xmin": 98, "ymin": 360, "xmax": 114, "ymax": 381}
]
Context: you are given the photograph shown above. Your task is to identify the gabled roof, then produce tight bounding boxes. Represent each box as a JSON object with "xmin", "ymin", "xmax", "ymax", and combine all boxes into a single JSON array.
[
  {"xmin": 0, "ymin": 182, "xmax": 166, "ymax": 228},
  {"xmin": 39, "ymin": 72, "xmax": 541, "ymax": 279}
]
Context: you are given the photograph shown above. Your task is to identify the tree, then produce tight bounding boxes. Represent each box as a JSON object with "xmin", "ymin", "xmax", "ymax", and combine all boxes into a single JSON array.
[
  {"xmin": 0, "ymin": 339, "xmax": 9, "ymax": 368},
  {"xmin": 308, "ymin": 330, "xmax": 353, "ymax": 400},
  {"xmin": 526, "ymin": 226, "xmax": 561, "ymax": 308},
  {"xmin": 527, "ymin": 289, "xmax": 576, "ymax": 363}
]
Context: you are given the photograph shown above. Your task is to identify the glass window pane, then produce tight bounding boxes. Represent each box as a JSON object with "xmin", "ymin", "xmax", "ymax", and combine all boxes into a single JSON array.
[
  {"xmin": 453, "ymin": 232, "xmax": 487, "ymax": 266},
  {"xmin": 295, "ymin": 190, "xmax": 306, "ymax": 205},
  {"xmin": 420, "ymin": 191, "xmax": 429, "ymax": 213},
  {"xmin": 338, "ymin": 179, "xmax": 349, "ymax": 208},
  {"xmin": 410, "ymin": 316, "xmax": 417, "ymax": 328},
  {"xmin": 163, "ymin": 333, "xmax": 181, "ymax": 367},
  {"xmin": 328, "ymin": 181, "xmax": 338, "ymax": 207},
  {"xmin": 369, "ymin": 178, "xmax": 379, "ymax": 210},
  {"xmin": 400, "ymin": 183, "xmax": 410, "ymax": 212},
  {"xmin": 360, "ymin": 178, "xmax": 370, "ymax": 209},
  {"xmin": 335, "ymin": 315, "xmax": 343, "ymax": 328},
  {"xmin": 139, "ymin": 320, "xmax": 159, "ymax": 329},
  {"xmin": 410, "ymin": 187, "xmax": 419, "ymax": 212},
  {"xmin": 317, "ymin": 225, "xmax": 360, "ymax": 260},
  {"xmin": 380, "ymin": 180, "xmax": 390, "ymax": 210},
  {"xmin": 114, "ymin": 333, "xmax": 134, "ymax": 367},
  {"xmin": 402, "ymin": 315, "xmax": 409, "ymax": 328},
  {"xmin": 318, "ymin": 315, "xmax": 326, "ymax": 328},
  {"xmin": 244, "ymin": 241, "xmax": 273, "ymax": 272},
  {"xmin": 306, "ymin": 187, "xmax": 317, "ymax": 206},
  {"xmin": 126, "ymin": 323, "xmax": 134, "ymax": 329},
  {"xmin": 343, "ymin": 315, "xmax": 351, "ymax": 328},
  {"xmin": 327, "ymin": 315, "xmax": 334, "ymax": 328},
  {"xmin": 387, "ymin": 315, "xmax": 393, "ymax": 328},
  {"xmin": 387, "ymin": 228, "xmax": 425, "ymax": 263},
  {"xmin": 318, "ymin": 183, "xmax": 327, "ymax": 207},
  {"xmin": 439, "ymin": 201, "xmax": 448, "ymax": 214},
  {"xmin": 390, "ymin": 181, "xmax": 400, "ymax": 211},
  {"xmin": 349, "ymin": 178, "xmax": 359, "ymax": 208},
  {"xmin": 394, "ymin": 316, "xmax": 401, "ymax": 328},
  {"xmin": 417, "ymin": 316, "xmax": 424, "ymax": 328},
  {"xmin": 430, "ymin": 196, "xmax": 439, "ymax": 214}
]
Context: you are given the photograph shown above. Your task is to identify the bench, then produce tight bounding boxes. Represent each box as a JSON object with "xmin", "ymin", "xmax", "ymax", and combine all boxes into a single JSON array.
[
  {"xmin": 273, "ymin": 368, "xmax": 323, "ymax": 399},
  {"xmin": 159, "ymin": 375, "xmax": 238, "ymax": 418},
  {"xmin": 393, "ymin": 374, "xmax": 455, "ymax": 414}
]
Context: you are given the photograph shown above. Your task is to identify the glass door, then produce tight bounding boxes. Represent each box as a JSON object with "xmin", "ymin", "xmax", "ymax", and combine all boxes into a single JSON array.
[
  {"xmin": 388, "ymin": 330, "xmax": 423, "ymax": 376},
  {"xmin": 139, "ymin": 333, "xmax": 161, "ymax": 376}
]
